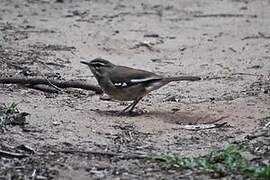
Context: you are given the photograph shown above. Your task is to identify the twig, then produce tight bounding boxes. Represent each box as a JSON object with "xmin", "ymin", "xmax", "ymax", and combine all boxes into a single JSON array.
[
  {"xmin": 202, "ymin": 76, "xmax": 229, "ymax": 80},
  {"xmin": 16, "ymin": 144, "xmax": 35, "ymax": 154},
  {"xmin": 30, "ymin": 169, "xmax": 37, "ymax": 180},
  {"xmin": 231, "ymin": 73, "xmax": 261, "ymax": 77},
  {"xmin": 0, "ymin": 77, "xmax": 103, "ymax": 94},
  {"xmin": 0, "ymin": 149, "xmax": 29, "ymax": 158},
  {"xmin": 53, "ymin": 150, "xmax": 149, "ymax": 160},
  {"xmin": 242, "ymin": 32, "xmax": 270, "ymax": 40},
  {"xmin": 264, "ymin": 121, "xmax": 270, "ymax": 129},
  {"xmin": 27, "ymin": 84, "xmax": 60, "ymax": 93},
  {"xmin": 37, "ymin": 69, "xmax": 63, "ymax": 92},
  {"xmin": 132, "ymin": 41, "xmax": 154, "ymax": 51},
  {"xmin": 193, "ymin": 14, "xmax": 257, "ymax": 18},
  {"xmin": 178, "ymin": 122, "xmax": 228, "ymax": 130}
]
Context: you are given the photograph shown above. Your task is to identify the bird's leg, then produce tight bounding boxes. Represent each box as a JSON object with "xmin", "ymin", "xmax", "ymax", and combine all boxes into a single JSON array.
[
  {"xmin": 118, "ymin": 97, "xmax": 143, "ymax": 115},
  {"xmin": 120, "ymin": 101, "xmax": 136, "ymax": 114},
  {"xmin": 127, "ymin": 97, "xmax": 143, "ymax": 113}
]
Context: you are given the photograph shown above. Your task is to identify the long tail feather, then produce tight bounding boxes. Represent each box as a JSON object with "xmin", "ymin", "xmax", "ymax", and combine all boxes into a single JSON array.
[{"xmin": 164, "ymin": 76, "xmax": 201, "ymax": 82}]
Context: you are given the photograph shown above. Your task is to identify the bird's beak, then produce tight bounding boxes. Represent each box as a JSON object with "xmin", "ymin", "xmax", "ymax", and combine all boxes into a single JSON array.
[{"xmin": 80, "ymin": 60, "xmax": 90, "ymax": 65}]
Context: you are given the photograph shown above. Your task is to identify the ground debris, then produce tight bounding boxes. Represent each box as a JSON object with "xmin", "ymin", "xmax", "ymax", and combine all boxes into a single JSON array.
[
  {"xmin": 131, "ymin": 41, "xmax": 155, "ymax": 51},
  {"xmin": 0, "ymin": 103, "xmax": 29, "ymax": 128},
  {"xmin": 0, "ymin": 149, "xmax": 28, "ymax": 159},
  {"xmin": 242, "ymin": 32, "xmax": 270, "ymax": 40},
  {"xmin": 177, "ymin": 122, "xmax": 228, "ymax": 130},
  {"xmin": 53, "ymin": 149, "xmax": 149, "ymax": 160},
  {"xmin": 193, "ymin": 13, "xmax": 257, "ymax": 18}
]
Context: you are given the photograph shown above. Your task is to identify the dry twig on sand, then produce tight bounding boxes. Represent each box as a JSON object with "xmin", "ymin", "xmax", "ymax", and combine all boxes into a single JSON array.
[
  {"xmin": 0, "ymin": 149, "xmax": 28, "ymax": 159},
  {"xmin": 0, "ymin": 77, "xmax": 103, "ymax": 94},
  {"xmin": 53, "ymin": 150, "xmax": 149, "ymax": 160},
  {"xmin": 178, "ymin": 122, "xmax": 228, "ymax": 130}
]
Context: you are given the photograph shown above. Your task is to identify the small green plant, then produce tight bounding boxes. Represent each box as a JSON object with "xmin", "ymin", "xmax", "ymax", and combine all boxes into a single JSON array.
[
  {"xmin": 3, "ymin": 102, "xmax": 19, "ymax": 113},
  {"xmin": 154, "ymin": 145, "xmax": 270, "ymax": 179},
  {"xmin": 0, "ymin": 102, "xmax": 26, "ymax": 128}
]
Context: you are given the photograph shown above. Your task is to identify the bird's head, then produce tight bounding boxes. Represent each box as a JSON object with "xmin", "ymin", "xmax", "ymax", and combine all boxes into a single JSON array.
[{"xmin": 81, "ymin": 58, "xmax": 114, "ymax": 78}]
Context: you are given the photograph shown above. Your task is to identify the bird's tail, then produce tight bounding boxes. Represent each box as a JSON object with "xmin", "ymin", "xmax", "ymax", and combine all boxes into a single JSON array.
[{"xmin": 163, "ymin": 76, "xmax": 201, "ymax": 82}]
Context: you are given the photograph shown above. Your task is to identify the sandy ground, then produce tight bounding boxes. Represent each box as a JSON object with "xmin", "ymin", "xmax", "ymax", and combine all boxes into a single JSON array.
[{"xmin": 0, "ymin": 0, "xmax": 269, "ymax": 179}]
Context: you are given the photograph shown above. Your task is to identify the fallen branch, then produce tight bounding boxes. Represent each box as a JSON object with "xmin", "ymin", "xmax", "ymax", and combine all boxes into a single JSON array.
[
  {"xmin": 0, "ymin": 77, "xmax": 103, "ymax": 94},
  {"xmin": 178, "ymin": 122, "xmax": 228, "ymax": 130},
  {"xmin": 0, "ymin": 149, "xmax": 29, "ymax": 158},
  {"xmin": 231, "ymin": 72, "xmax": 262, "ymax": 77},
  {"xmin": 27, "ymin": 84, "xmax": 60, "ymax": 93},
  {"xmin": 193, "ymin": 13, "xmax": 257, "ymax": 18},
  {"xmin": 242, "ymin": 32, "xmax": 270, "ymax": 40},
  {"xmin": 16, "ymin": 144, "xmax": 35, "ymax": 154},
  {"xmin": 54, "ymin": 150, "xmax": 149, "ymax": 160}
]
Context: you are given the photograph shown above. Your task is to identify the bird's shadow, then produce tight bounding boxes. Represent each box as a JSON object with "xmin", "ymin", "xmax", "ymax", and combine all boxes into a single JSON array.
[
  {"xmin": 93, "ymin": 109, "xmax": 144, "ymax": 117},
  {"xmin": 93, "ymin": 109, "xmax": 226, "ymax": 125}
]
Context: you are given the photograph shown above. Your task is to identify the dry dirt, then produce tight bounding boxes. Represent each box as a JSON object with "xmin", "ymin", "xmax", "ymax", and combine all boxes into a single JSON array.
[{"xmin": 0, "ymin": 0, "xmax": 269, "ymax": 179}]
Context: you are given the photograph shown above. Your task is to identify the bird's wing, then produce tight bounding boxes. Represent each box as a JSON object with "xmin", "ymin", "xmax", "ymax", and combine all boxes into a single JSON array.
[{"xmin": 109, "ymin": 66, "xmax": 162, "ymax": 88}]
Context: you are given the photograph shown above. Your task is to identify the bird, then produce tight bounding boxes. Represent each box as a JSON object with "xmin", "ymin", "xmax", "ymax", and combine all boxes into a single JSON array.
[{"xmin": 81, "ymin": 58, "xmax": 200, "ymax": 115}]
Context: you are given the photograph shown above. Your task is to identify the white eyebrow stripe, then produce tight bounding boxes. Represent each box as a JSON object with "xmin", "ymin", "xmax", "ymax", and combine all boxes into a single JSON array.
[{"xmin": 91, "ymin": 62, "xmax": 105, "ymax": 66}]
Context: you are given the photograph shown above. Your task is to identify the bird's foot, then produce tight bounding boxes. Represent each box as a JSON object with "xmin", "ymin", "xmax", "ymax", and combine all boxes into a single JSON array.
[{"xmin": 116, "ymin": 109, "xmax": 145, "ymax": 117}]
